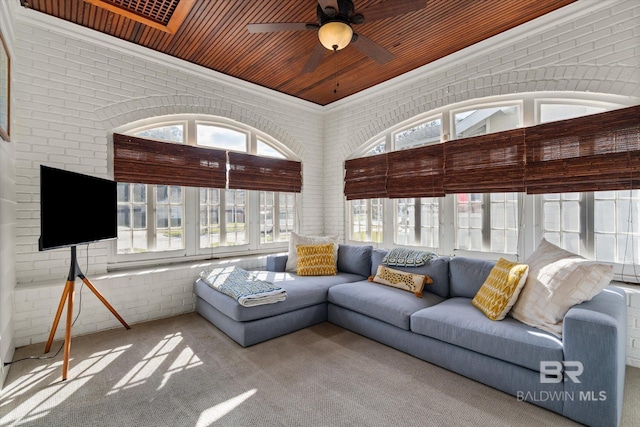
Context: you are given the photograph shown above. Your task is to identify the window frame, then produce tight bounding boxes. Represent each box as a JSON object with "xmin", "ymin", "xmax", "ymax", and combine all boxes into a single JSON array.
[
  {"xmin": 110, "ymin": 114, "xmax": 299, "ymax": 268},
  {"xmin": 346, "ymin": 92, "xmax": 637, "ymax": 282}
]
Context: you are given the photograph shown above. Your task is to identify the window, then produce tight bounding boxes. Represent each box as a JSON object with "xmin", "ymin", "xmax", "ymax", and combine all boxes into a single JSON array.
[
  {"xmin": 113, "ymin": 115, "xmax": 298, "ymax": 265},
  {"xmin": 395, "ymin": 197, "xmax": 439, "ymax": 248},
  {"xmin": 347, "ymin": 94, "xmax": 636, "ymax": 282},
  {"xmin": 454, "ymin": 105, "xmax": 519, "ymax": 138},
  {"xmin": 350, "ymin": 198, "xmax": 384, "ymax": 243}
]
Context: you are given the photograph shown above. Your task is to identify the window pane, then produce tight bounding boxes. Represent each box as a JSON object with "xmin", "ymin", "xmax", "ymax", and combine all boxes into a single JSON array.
[
  {"xmin": 594, "ymin": 190, "xmax": 640, "ymax": 264},
  {"xmin": 257, "ymin": 140, "xmax": 286, "ymax": 158},
  {"xmin": 155, "ymin": 185, "xmax": 184, "ymax": 251},
  {"xmin": 490, "ymin": 193, "xmax": 518, "ymax": 253},
  {"xmin": 539, "ymin": 104, "xmax": 606, "ymax": 124},
  {"xmin": 420, "ymin": 198, "xmax": 439, "ymax": 248},
  {"xmin": 117, "ymin": 183, "xmax": 148, "ymax": 254},
  {"xmin": 350, "ymin": 199, "xmax": 383, "ymax": 243},
  {"xmin": 200, "ymin": 188, "xmax": 220, "ymax": 248},
  {"xmin": 394, "ymin": 119, "xmax": 441, "ymax": 150},
  {"xmin": 456, "ymin": 194, "xmax": 483, "ymax": 251},
  {"xmin": 367, "ymin": 140, "xmax": 385, "ymax": 155},
  {"xmin": 225, "ymin": 189, "xmax": 246, "ymax": 245},
  {"xmin": 395, "ymin": 198, "xmax": 416, "ymax": 245},
  {"xmin": 542, "ymin": 193, "xmax": 582, "ymax": 255},
  {"xmin": 135, "ymin": 125, "xmax": 184, "ymax": 143},
  {"xmin": 454, "ymin": 106, "xmax": 520, "ymax": 139},
  {"xmin": 197, "ymin": 124, "xmax": 247, "ymax": 152}
]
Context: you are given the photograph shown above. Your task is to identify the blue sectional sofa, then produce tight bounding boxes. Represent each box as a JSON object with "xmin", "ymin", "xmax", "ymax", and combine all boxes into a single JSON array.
[{"xmin": 194, "ymin": 244, "xmax": 627, "ymax": 427}]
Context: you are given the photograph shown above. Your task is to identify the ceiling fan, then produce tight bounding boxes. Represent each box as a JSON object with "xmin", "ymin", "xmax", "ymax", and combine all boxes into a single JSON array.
[{"xmin": 247, "ymin": 0, "xmax": 427, "ymax": 73}]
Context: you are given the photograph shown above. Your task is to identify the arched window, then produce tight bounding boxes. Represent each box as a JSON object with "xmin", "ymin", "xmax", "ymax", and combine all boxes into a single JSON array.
[
  {"xmin": 346, "ymin": 93, "xmax": 637, "ymax": 282},
  {"xmin": 112, "ymin": 115, "xmax": 298, "ymax": 266}
]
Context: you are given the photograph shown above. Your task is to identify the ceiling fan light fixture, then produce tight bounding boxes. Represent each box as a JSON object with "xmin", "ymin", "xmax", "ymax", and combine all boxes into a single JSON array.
[{"xmin": 318, "ymin": 21, "xmax": 353, "ymax": 51}]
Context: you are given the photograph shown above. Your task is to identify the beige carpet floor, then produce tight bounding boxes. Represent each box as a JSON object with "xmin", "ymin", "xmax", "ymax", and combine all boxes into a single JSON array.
[{"xmin": 1, "ymin": 313, "xmax": 638, "ymax": 427}]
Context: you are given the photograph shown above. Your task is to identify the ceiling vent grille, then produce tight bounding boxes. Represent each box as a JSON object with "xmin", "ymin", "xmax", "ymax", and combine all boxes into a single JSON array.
[{"xmin": 83, "ymin": 0, "xmax": 193, "ymax": 33}]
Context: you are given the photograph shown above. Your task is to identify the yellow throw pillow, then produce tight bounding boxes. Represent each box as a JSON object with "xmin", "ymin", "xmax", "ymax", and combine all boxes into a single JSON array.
[
  {"xmin": 472, "ymin": 258, "xmax": 529, "ymax": 321},
  {"xmin": 371, "ymin": 265, "xmax": 432, "ymax": 298},
  {"xmin": 296, "ymin": 243, "xmax": 337, "ymax": 276}
]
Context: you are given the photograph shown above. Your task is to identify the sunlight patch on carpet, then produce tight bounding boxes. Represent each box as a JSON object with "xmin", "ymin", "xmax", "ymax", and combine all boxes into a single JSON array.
[{"xmin": 195, "ymin": 389, "xmax": 257, "ymax": 427}]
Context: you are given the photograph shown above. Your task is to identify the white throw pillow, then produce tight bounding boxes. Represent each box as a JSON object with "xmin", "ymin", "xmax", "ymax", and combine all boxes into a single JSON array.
[
  {"xmin": 285, "ymin": 231, "xmax": 339, "ymax": 272},
  {"xmin": 510, "ymin": 238, "xmax": 614, "ymax": 337}
]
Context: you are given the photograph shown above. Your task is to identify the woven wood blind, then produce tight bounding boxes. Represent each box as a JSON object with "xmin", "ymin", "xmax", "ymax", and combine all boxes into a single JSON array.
[
  {"xmin": 444, "ymin": 128, "xmax": 526, "ymax": 193},
  {"xmin": 228, "ymin": 152, "xmax": 302, "ymax": 192},
  {"xmin": 525, "ymin": 105, "xmax": 640, "ymax": 194},
  {"xmin": 113, "ymin": 133, "xmax": 227, "ymax": 188},
  {"xmin": 386, "ymin": 144, "xmax": 445, "ymax": 198},
  {"xmin": 344, "ymin": 154, "xmax": 388, "ymax": 200}
]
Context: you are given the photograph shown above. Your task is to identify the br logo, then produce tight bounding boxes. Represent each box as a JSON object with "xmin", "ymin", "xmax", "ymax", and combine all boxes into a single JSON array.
[{"xmin": 540, "ymin": 361, "xmax": 584, "ymax": 383}]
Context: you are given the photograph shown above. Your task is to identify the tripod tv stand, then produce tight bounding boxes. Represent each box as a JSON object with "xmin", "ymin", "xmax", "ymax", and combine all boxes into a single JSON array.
[{"xmin": 44, "ymin": 245, "xmax": 130, "ymax": 380}]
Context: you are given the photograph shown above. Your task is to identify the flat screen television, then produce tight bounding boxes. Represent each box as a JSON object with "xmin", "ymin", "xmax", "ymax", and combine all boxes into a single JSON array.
[{"xmin": 39, "ymin": 165, "xmax": 118, "ymax": 251}]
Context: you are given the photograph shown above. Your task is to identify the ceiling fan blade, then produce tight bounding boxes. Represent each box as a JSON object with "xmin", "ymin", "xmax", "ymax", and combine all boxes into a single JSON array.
[
  {"xmin": 359, "ymin": 0, "xmax": 426, "ymax": 23},
  {"xmin": 247, "ymin": 22, "xmax": 313, "ymax": 33},
  {"xmin": 318, "ymin": 0, "xmax": 339, "ymax": 16},
  {"xmin": 352, "ymin": 34, "xmax": 394, "ymax": 64},
  {"xmin": 302, "ymin": 43, "xmax": 328, "ymax": 74}
]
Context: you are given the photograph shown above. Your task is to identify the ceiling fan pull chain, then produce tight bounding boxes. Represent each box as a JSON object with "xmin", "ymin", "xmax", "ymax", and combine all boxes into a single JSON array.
[{"xmin": 334, "ymin": 49, "xmax": 339, "ymax": 94}]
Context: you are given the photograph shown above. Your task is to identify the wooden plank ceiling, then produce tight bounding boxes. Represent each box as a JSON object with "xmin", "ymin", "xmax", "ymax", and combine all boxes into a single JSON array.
[{"xmin": 20, "ymin": 0, "xmax": 576, "ymax": 106}]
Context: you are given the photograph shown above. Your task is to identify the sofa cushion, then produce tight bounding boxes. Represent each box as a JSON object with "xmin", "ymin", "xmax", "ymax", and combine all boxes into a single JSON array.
[
  {"xmin": 510, "ymin": 238, "xmax": 614, "ymax": 337},
  {"xmin": 296, "ymin": 243, "xmax": 337, "ymax": 276},
  {"xmin": 372, "ymin": 249, "xmax": 450, "ymax": 298},
  {"xmin": 410, "ymin": 298, "xmax": 563, "ymax": 372},
  {"xmin": 194, "ymin": 271, "xmax": 364, "ymax": 322},
  {"xmin": 449, "ymin": 257, "xmax": 495, "ymax": 298},
  {"xmin": 471, "ymin": 258, "xmax": 529, "ymax": 321},
  {"xmin": 328, "ymin": 280, "xmax": 445, "ymax": 330},
  {"xmin": 338, "ymin": 244, "xmax": 373, "ymax": 277}
]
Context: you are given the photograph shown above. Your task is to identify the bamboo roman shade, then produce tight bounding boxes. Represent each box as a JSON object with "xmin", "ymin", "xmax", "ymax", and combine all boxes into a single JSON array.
[
  {"xmin": 227, "ymin": 151, "xmax": 302, "ymax": 192},
  {"xmin": 344, "ymin": 154, "xmax": 388, "ymax": 200},
  {"xmin": 386, "ymin": 144, "xmax": 445, "ymax": 198},
  {"xmin": 113, "ymin": 133, "xmax": 302, "ymax": 192},
  {"xmin": 343, "ymin": 105, "xmax": 640, "ymax": 200},
  {"xmin": 525, "ymin": 105, "xmax": 640, "ymax": 194},
  {"xmin": 444, "ymin": 128, "xmax": 526, "ymax": 193},
  {"xmin": 113, "ymin": 133, "xmax": 227, "ymax": 188}
]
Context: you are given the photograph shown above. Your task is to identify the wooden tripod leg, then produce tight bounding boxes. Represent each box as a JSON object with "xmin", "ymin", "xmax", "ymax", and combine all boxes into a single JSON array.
[
  {"xmin": 44, "ymin": 280, "xmax": 73, "ymax": 353},
  {"xmin": 81, "ymin": 277, "xmax": 131, "ymax": 329},
  {"xmin": 62, "ymin": 280, "xmax": 74, "ymax": 381}
]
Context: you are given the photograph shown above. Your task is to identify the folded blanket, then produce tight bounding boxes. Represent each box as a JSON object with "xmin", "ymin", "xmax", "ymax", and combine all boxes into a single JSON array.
[
  {"xmin": 382, "ymin": 248, "xmax": 437, "ymax": 267},
  {"xmin": 199, "ymin": 266, "xmax": 286, "ymax": 307}
]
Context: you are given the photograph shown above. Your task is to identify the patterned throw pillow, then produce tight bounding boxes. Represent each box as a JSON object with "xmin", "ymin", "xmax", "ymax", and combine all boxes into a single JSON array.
[
  {"xmin": 471, "ymin": 258, "xmax": 529, "ymax": 321},
  {"xmin": 296, "ymin": 243, "xmax": 337, "ymax": 276},
  {"xmin": 286, "ymin": 232, "xmax": 338, "ymax": 272},
  {"xmin": 371, "ymin": 265, "xmax": 432, "ymax": 298},
  {"xmin": 510, "ymin": 238, "xmax": 614, "ymax": 336}
]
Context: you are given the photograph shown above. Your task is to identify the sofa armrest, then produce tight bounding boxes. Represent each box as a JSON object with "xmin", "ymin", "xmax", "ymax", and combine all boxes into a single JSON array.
[
  {"xmin": 562, "ymin": 285, "xmax": 627, "ymax": 427},
  {"xmin": 266, "ymin": 254, "xmax": 288, "ymax": 272}
]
